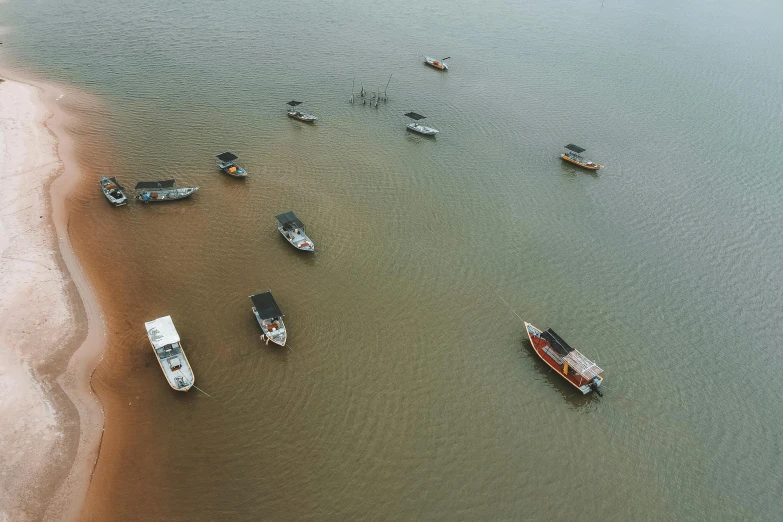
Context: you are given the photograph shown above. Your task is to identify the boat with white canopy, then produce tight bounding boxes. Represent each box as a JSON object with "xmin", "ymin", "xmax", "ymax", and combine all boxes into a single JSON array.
[
  {"xmin": 144, "ymin": 316, "xmax": 195, "ymax": 391},
  {"xmin": 404, "ymin": 112, "xmax": 439, "ymax": 136},
  {"xmin": 275, "ymin": 211, "xmax": 314, "ymax": 252},
  {"xmin": 250, "ymin": 292, "xmax": 287, "ymax": 346}
]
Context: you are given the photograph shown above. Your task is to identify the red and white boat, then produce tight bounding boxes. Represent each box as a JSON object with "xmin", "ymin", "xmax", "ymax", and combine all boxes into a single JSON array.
[{"xmin": 525, "ymin": 322, "xmax": 604, "ymax": 395}]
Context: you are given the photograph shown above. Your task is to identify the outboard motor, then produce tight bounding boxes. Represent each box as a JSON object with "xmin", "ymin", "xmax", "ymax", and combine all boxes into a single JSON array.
[{"xmin": 590, "ymin": 378, "xmax": 603, "ymax": 397}]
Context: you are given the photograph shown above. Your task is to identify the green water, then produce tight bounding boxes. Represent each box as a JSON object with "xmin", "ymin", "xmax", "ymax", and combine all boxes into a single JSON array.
[{"xmin": 3, "ymin": 0, "xmax": 782, "ymax": 519}]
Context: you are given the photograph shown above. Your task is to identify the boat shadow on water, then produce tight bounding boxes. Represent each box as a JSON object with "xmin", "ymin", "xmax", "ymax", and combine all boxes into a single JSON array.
[{"xmin": 521, "ymin": 338, "xmax": 601, "ymax": 408}]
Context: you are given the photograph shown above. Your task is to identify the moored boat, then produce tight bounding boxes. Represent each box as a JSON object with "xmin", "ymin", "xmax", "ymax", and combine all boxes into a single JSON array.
[
  {"xmin": 560, "ymin": 144, "xmax": 604, "ymax": 170},
  {"xmin": 424, "ymin": 55, "xmax": 449, "ymax": 71},
  {"xmin": 99, "ymin": 175, "xmax": 128, "ymax": 206},
  {"xmin": 135, "ymin": 180, "xmax": 199, "ymax": 202},
  {"xmin": 275, "ymin": 211, "xmax": 314, "ymax": 252},
  {"xmin": 216, "ymin": 151, "xmax": 247, "ymax": 177},
  {"xmin": 524, "ymin": 322, "xmax": 604, "ymax": 395},
  {"xmin": 404, "ymin": 112, "xmax": 439, "ymax": 136},
  {"xmin": 250, "ymin": 291, "xmax": 287, "ymax": 346},
  {"xmin": 144, "ymin": 316, "xmax": 194, "ymax": 391},
  {"xmin": 286, "ymin": 100, "xmax": 317, "ymax": 122}
]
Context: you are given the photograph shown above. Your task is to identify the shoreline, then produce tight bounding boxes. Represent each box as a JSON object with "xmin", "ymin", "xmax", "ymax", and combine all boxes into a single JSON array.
[{"xmin": 0, "ymin": 72, "xmax": 106, "ymax": 521}]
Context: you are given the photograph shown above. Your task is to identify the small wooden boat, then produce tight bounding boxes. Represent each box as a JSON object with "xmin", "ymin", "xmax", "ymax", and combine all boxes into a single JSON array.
[
  {"xmin": 250, "ymin": 292, "xmax": 287, "ymax": 346},
  {"xmin": 524, "ymin": 322, "xmax": 604, "ymax": 396},
  {"xmin": 99, "ymin": 175, "xmax": 127, "ymax": 206},
  {"xmin": 287, "ymin": 100, "xmax": 317, "ymax": 122},
  {"xmin": 135, "ymin": 180, "xmax": 199, "ymax": 202},
  {"xmin": 216, "ymin": 151, "xmax": 247, "ymax": 177},
  {"xmin": 561, "ymin": 144, "xmax": 604, "ymax": 170},
  {"xmin": 405, "ymin": 112, "xmax": 439, "ymax": 136},
  {"xmin": 275, "ymin": 211, "xmax": 314, "ymax": 252},
  {"xmin": 144, "ymin": 316, "xmax": 194, "ymax": 391},
  {"xmin": 424, "ymin": 56, "xmax": 449, "ymax": 71}
]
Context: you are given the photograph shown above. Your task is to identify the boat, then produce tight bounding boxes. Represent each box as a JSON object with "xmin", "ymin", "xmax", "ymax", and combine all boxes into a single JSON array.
[
  {"xmin": 250, "ymin": 291, "xmax": 287, "ymax": 346},
  {"xmin": 524, "ymin": 322, "xmax": 604, "ymax": 396},
  {"xmin": 560, "ymin": 144, "xmax": 604, "ymax": 170},
  {"xmin": 286, "ymin": 101, "xmax": 317, "ymax": 122},
  {"xmin": 424, "ymin": 56, "xmax": 449, "ymax": 71},
  {"xmin": 99, "ymin": 175, "xmax": 127, "ymax": 206},
  {"xmin": 144, "ymin": 316, "xmax": 195, "ymax": 391},
  {"xmin": 404, "ymin": 112, "xmax": 439, "ymax": 136},
  {"xmin": 275, "ymin": 211, "xmax": 314, "ymax": 252},
  {"xmin": 135, "ymin": 180, "xmax": 199, "ymax": 202},
  {"xmin": 215, "ymin": 151, "xmax": 247, "ymax": 177}
]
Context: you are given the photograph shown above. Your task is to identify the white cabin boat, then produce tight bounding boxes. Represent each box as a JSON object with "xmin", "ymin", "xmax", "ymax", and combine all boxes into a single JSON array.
[
  {"xmin": 404, "ymin": 112, "xmax": 439, "ymax": 136},
  {"xmin": 275, "ymin": 211, "xmax": 314, "ymax": 252},
  {"xmin": 144, "ymin": 316, "xmax": 195, "ymax": 391},
  {"xmin": 250, "ymin": 292, "xmax": 287, "ymax": 346}
]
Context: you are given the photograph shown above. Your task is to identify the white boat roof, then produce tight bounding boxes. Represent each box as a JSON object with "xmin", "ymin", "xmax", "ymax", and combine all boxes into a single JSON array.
[{"xmin": 144, "ymin": 316, "xmax": 180, "ymax": 349}]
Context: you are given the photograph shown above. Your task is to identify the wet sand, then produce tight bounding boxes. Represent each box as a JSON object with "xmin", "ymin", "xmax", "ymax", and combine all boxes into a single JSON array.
[{"xmin": 0, "ymin": 74, "xmax": 105, "ymax": 521}]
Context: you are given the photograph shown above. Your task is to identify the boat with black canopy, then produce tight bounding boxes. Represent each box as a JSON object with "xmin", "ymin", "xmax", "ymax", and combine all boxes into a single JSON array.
[
  {"xmin": 144, "ymin": 316, "xmax": 195, "ymax": 392},
  {"xmin": 286, "ymin": 101, "xmax": 317, "ymax": 122},
  {"xmin": 405, "ymin": 112, "xmax": 439, "ymax": 136},
  {"xmin": 135, "ymin": 180, "xmax": 199, "ymax": 202},
  {"xmin": 275, "ymin": 211, "xmax": 314, "ymax": 252},
  {"xmin": 100, "ymin": 175, "xmax": 127, "ymax": 206},
  {"xmin": 424, "ymin": 56, "xmax": 449, "ymax": 71},
  {"xmin": 524, "ymin": 321, "xmax": 604, "ymax": 396},
  {"xmin": 560, "ymin": 144, "xmax": 604, "ymax": 170},
  {"xmin": 215, "ymin": 151, "xmax": 247, "ymax": 177},
  {"xmin": 250, "ymin": 291, "xmax": 287, "ymax": 346}
]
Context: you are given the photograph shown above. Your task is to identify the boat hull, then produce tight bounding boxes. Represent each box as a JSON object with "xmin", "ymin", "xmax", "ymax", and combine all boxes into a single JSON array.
[
  {"xmin": 220, "ymin": 167, "xmax": 246, "ymax": 177},
  {"xmin": 287, "ymin": 111, "xmax": 317, "ymax": 122},
  {"xmin": 424, "ymin": 57, "xmax": 448, "ymax": 70},
  {"xmin": 277, "ymin": 227, "xmax": 315, "ymax": 251},
  {"xmin": 100, "ymin": 177, "xmax": 128, "ymax": 206},
  {"xmin": 136, "ymin": 187, "xmax": 199, "ymax": 202},
  {"xmin": 253, "ymin": 308, "xmax": 287, "ymax": 346},
  {"xmin": 407, "ymin": 123, "xmax": 439, "ymax": 136},
  {"xmin": 560, "ymin": 154, "xmax": 603, "ymax": 170},
  {"xmin": 524, "ymin": 322, "xmax": 603, "ymax": 394},
  {"xmin": 150, "ymin": 341, "xmax": 194, "ymax": 392}
]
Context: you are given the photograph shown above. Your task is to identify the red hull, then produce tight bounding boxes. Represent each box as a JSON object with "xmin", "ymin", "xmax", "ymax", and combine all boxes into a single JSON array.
[{"xmin": 525, "ymin": 322, "xmax": 602, "ymax": 394}]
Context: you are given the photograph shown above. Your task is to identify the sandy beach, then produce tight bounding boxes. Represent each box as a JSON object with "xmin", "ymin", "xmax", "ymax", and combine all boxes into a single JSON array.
[{"xmin": 0, "ymin": 75, "xmax": 105, "ymax": 521}]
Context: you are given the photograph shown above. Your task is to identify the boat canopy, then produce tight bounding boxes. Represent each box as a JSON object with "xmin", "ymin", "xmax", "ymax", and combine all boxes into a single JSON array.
[
  {"xmin": 563, "ymin": 350, "xmax": 604, "ymax": 379},
  {"xmin": 135, "ymin": 180, "xmax": 175, "ymax": 190},
  {"xmin": 216, "ymin": 152, "xmax": 238, "ymax": 162},
  {"xmin": 404, "ymin": 112, "xmax": 426, "ymax": 120},
  {"xmin": 541, "ymin": 328, "xmax": 575, "ymax": 357},
  {"xmin": 106, "ymin": 177, "xmax": 125, "ymax": 190},
  {"xmin": 250, "ymin": 292, "xmax": 283, "ymax": 320},
  {"xmin": 565, "ymin": 144, "xmax": 586, "ymax": 153},
  {"xmin": 287, "ymin": 101, "xmax": 303, "ymax": 107},
  {"xmin": 276, "ymin": 211, "xmax": 305, "ymax": 230},
  {"xmin": 144, "ymin": 316, "xmax": 180, "ymax": 349}
]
